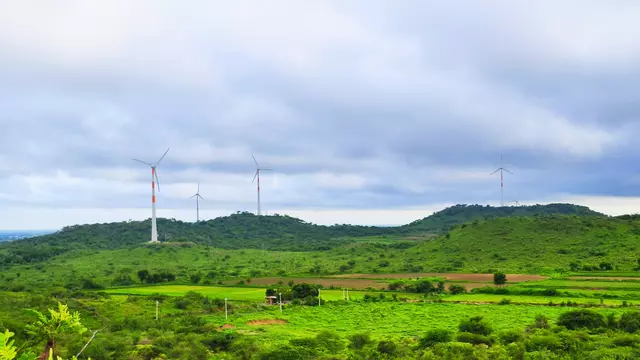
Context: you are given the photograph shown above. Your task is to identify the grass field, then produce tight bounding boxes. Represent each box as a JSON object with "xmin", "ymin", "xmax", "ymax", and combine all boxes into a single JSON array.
[
  {"xmin": 203, "ymin": 301, "xmax": 630, "ymax": 342},
  {"xmin": 104, "ymin": 285, "xmax": 421, "ymax": 302}
]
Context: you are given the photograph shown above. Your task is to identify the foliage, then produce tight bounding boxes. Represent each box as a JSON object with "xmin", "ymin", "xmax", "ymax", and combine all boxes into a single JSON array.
[
  {"xmin": 557, "ymin": 309, "xmax": 606, "ymax": 330},
  {"xmin": 0, "ymin": 204, "xmax": 605, "ymax": 267},
  {"xmin": 459, "ymin": 316, "xmax": 493, "ymax": 336},
  {"xmin": 399, "ymin": 203, "xmax": 604, "ymax": 234},
  {"xmin": 493, "ymin": 272, "xmax": 507, "ymax": 286}
]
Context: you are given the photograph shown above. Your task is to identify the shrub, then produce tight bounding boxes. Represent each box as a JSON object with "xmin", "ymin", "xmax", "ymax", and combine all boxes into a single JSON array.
[
  {"xmin": 448, "ymin": 284, "xmax": 466, "ymax": 295},
  {"xmin": 349, "ymin": 333, "xmax": 372, "ymax": 350},
  {"xmin": 377, "ymin": 340, "xmax": 398, "ymax": 355},
  {"xmin": 456, "ymin": 332, "xmax": 493, "ymax": 346},
  {"xmin": 499, "ymin": 330, "xmax": 524, "ymax": 344},
  {"xmin": 557, "ymin": 309, "xmax": 606, "ymax": 330},
  {"xmin": 459, "ymin": 316, "xmax": 493, "ymax": 336},
  {"xmin": 419, "ymin": 329, "xmax": 453, "ymax": 348},
  {"xmin": 618, "ymin": 311, "xmax": 640, "ymax": 333}
]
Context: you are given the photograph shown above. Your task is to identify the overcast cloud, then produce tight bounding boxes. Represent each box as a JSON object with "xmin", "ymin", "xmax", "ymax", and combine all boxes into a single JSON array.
[{"xmin": 1, "ymin": 0, "xmax": 640, "ymax": 230}]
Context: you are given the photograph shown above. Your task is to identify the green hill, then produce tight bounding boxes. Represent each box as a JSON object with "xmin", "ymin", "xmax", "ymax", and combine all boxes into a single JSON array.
[
  {"xmin": 399, "ymin": 203, "xmax": 605, "ymax": 234},
  {"xmin": 0, "ymin": 212, "xmax": 396, "ymax": 265},
  {"xmin": 0, "ymin": 203, "xmax": 608, "ymax": 267},
  {"xmin": 405, "ymin": 214, "xmax": 640, "ymax": 273}
]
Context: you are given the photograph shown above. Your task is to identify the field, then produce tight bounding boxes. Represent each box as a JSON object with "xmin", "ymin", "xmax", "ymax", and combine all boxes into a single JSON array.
[
  {"xmin": 105, "ymin": 285, "xmax": 421, "ymax": 301},
  {"xmin": 203, "ymin": 302, "xmax": 629, "ymax": 340}
]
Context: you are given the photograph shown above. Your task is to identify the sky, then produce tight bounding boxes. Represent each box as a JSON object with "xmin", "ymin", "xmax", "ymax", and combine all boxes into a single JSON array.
[{"xmin": 2, "ymin": 1, "xmax": 640, "ymax": 230}]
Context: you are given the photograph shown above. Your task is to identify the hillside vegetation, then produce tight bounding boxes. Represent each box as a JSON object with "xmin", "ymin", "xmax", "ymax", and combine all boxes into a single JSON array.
[
  {"xmin": 0, "ymin": 204, "xmax": 609, "ymax": 268},
  {"xmin": 399, "ymin": 203, "xmax": 605, "ymax": 234},
  {"xmin": 407, "ymin": 215, "xmax": 640, "ymax": 273}
]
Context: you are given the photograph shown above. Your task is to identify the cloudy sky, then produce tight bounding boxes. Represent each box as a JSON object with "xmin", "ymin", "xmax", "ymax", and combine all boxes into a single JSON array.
[{"xmin": 1, "ymin": 1, "xmax": 640, "ymax": 230}]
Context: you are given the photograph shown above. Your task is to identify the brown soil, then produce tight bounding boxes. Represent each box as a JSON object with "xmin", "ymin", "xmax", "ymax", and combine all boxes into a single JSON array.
[
  {"xmin": 330, "ymin": 273, "xmax": 547, "ymax": 282},
  {"xmin": 247, "ymin": 319, "xmax": 288, "ymax": 326},
  {"xmin": 567, "ymin": 276, "xmax": 640, "ymax": 281},
  {"xmin": 219, "ymin": 324, "xmax": 235, "ymax": 329}
]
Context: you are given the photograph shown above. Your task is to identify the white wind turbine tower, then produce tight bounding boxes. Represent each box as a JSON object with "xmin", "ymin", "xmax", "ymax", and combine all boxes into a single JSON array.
[
  {"xmin": 190, "ymin": 182, "xmax": 204, "ymax": 222},
  {"xmin": 133, "ymin": 148, "xmax": 170, "ymax": 243},
  {"xmin": 491, "ymin": 154, "xmax": 513, "ymax": 207},
  {"xmin": 252, "ymin": 155, "xmax": 272, "ymax": 216}
]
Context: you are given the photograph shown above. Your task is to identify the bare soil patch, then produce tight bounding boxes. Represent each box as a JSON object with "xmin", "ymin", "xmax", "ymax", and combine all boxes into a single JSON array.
[
  {"xmin": 247, "ymin": 319, "xmax": 288, "ymax": 326},
  {"xmin": 219, "ymin": 324, "xmax": 235, "ymax": 329},
  {"xmin": 331, "ymin": 273, "xmax": 547, "ymax": 282}
]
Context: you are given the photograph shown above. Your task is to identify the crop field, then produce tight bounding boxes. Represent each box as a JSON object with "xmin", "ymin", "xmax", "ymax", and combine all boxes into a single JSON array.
[
  {"xmin": 517, "ymin": 279, "xmax": 640, "ymax": 289},
  {"xmin": 104, "ymin": 285, "xmax": 421, "ymax": 301},
  {"xmin": 203, "ymin": 302, "xmax": 630, "ymax": 343},
  {"xmin": 443, "ymin": 293, "xmax": 633, "ymax": 305}
]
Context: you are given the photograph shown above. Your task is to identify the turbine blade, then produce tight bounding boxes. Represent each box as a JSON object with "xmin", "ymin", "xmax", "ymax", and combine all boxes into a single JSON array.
[
  {"xmin": 504, "ymin": 168, "xmax": 514, "ymax": 175},
  {"xmin": 490, "ymin": 168, "xmax": 500, "ymax": 175},
  {"xmin": 133, "ymin": 158, "xmax": 152, "ymax": 166},
  {"xmin": 190, "ymin": 194, "xmax": 197, "ymax": 199},
  {"xmin": 252, "ymin": 170, "xmax": 258, "ymax": 183},
  {"xmin": 197, "ymin": 182, "xmax": 200, "ymax": 193},
  {"xmin": 156, "ymin": 148, "xmax": 170, "ymax": 165},
  {"xmin": 155, "ymin": 171, "xmax": 161, "ymax": 192},
  {"xmin": 261, "ymin": 168, "xmax": 274, "ymax": 171},
  {"xmin": 252, "ymin": 154, "xmax": 259, "ymax": 168},
  {"xmin": 198, "ymin": 194, "xmax": 204, "ymax": 200}
]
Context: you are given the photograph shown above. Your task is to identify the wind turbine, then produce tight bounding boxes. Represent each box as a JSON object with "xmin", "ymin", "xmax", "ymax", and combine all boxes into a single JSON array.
[
  {"xmin": 190, "ymin": 182, "xmax": 204, "ymax": 222},
  {"xmin": 133, "ymin": 148, "xmax": 170, "ymax": 243},
  {"xmin": 491, "ymin": 154, "xmax": 513, "ymax": 207},
  {"xmin": 510, "ymin": 200, "xmax": 521, "ymax": 206},
  {"xmin": 252, "ymin": 155, "xmax": 272, "ymax": 216}
]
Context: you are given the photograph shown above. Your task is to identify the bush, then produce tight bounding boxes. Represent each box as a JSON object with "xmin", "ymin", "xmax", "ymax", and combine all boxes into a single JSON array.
[
  {"xmin": 557, "ymin": 309, "xmax": 606, "ymax": 330},
  {"xmin": 499, "ymin": 330, "xmax": 524, "ymax": 344},
  {"xmin": 459, "ymin": 316, "xmax": 493, "ymax": 336},
  {"xmin": 349, "ymin": 333, "xmax": 372, "ymax": 350},
  {"xmin": 456, "ymin": 332, "xmax": 493, "ymax": 346},
  {"xmin": 377, "ymin": 340, "xmax": 398, "ymax": 355},
  {"xmin": 419, "ymin": 329, "xmax": 453, "ymax": 348},
  {"xmin": 618, "ymin": 311, "xmax": 640, "ymax": 333},
  {"xmin": 448, "ymin": 284, "xmax": 467, "ymax": 295}
]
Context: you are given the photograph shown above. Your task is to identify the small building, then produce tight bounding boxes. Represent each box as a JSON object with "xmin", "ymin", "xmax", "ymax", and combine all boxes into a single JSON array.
[{"xmin": 264, "ymin": 296, "xmax": 278, "ymax": 305}]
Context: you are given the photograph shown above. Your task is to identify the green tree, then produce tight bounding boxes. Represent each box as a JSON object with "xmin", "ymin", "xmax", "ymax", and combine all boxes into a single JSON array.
[
  {"xmin": 493, "ymin": 272, "xmax": 507, "ymax": 286},
  {"xmin": 24, "ymin": 303, "xmax": 87, "ymax": 359},
  {"xmin": 136, "ymin": 270, "xmax": 149, "ymax": 283}
]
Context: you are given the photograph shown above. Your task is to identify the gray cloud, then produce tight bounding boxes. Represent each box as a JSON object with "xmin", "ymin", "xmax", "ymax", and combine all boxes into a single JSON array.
[{"xmin": 1, "ymin": 1, "xmax": 640, "ymax": 228}]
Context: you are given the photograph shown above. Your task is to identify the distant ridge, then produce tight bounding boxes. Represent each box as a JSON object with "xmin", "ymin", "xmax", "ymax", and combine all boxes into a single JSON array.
[{"xmin": 398, "ymin": 203, "xmax": 605, "ymax": 234}]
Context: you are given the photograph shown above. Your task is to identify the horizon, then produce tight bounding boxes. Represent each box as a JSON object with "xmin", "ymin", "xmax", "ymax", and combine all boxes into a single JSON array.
[{"xmin": 1, "ymin": 200, "xmax": 634, "ymax": 232}]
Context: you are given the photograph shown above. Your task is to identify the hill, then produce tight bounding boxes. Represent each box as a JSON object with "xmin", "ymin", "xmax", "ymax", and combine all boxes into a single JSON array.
[
  {"xmin": 399, "ymin": 203, "xmax": 605, "ymax": 234},
  {"xmin": 0, "ymin": 212, "xmax": 397, "ymax": 265},
  {"xmin": 0, "ymin": 203, "xmax": 608, "ymax": 267},
  {"xmin": 405, "ymin": 214, "xmax": 640, "ymax": 273}
]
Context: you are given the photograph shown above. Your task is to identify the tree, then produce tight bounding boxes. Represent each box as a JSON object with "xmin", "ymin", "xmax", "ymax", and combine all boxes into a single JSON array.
[
  {"xmin": 493, "ymin": 272, "xmax": 507, "ymax": 286},
  {"xmin": 24, "ymin": 302, "xmax": 87, "ymax": 359},
  {"xmin": 291, "ymin": 283, "xmax": 319, "ymax": 299},
  {"xmin": 136, "ymin": 270, "xmax": 149, "ymax": 283}
]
